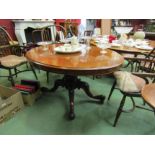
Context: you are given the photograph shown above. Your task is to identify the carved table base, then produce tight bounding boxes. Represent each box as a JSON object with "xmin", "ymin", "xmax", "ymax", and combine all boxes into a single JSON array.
[{"xmin": 41, "ymin": 75, "xmax": 105, "ymax": 120}]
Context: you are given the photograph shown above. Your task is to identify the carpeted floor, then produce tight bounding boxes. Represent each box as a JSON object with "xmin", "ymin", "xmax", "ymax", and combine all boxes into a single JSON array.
[{"xmin": 0, "ymin": 65, "xmax": 155, "ymax": 135}]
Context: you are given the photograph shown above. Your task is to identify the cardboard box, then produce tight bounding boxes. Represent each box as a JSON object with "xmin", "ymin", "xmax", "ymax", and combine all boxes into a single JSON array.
[
  {"xmin": 13, "ymin": 80, "xmax": 41, "ymax": 106},
  {"xmin": 0, "ymin": 85, "xmax": 24, "ymax": 123},
  {"xmin": 22, "ymin": 89, "xmax": 41, "ymax": 106}
]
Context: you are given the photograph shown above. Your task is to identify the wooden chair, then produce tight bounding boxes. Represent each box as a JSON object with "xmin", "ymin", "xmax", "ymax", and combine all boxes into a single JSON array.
[
  {"xmin": 135, "ymin": 48, "xmax": 155, "ymax": 72},
  {"xmin": 32, "ymin": 24, "xmax": 66, "ymax": 43},
  {"xmin": 84, "ymin": 30, "xmax": 93, "ymax": 37},
  {"xmin": 79, "ymin": 30, "xmax": 93, "ymax": 44},
  {"xmin": 0, "ymin": 26, "xmax": 38, "ymax": 86},
  {"xmin": 107, "ymin": 57, "xmax": 155, "ymax": 127},
  {"xmin": 0, "ymin": 26, "xmax": 18, "ymax": 46},
  {"xmin": 62, "ymin": 21, "xmax": 78, "ymax": 37},
  {"xmin": 123, "ymin": 48, "xmax": 155, "ymax": 72},
  {"xmin": 31, "ymin": 24, "xmax": 66, "ymax": 83}
]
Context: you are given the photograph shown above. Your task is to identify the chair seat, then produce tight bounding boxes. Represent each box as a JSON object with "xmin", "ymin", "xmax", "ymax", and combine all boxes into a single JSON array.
[
  {"xmin": 0, "ymin": 55, "xmax": 27, "ymax": 67},
  {"xmin": 131, "ymin": 74, "xmax": 146, "ymax": 91},
  {"xmin": 114, "ymin": 71, "xmax": 146, "ymax": 93}
]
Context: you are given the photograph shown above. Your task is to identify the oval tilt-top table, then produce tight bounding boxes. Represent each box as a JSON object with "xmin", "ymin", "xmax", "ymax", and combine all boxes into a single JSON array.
[{"xmin": 26, "ymin": 44, "xmax": 124, "ymax": 119}]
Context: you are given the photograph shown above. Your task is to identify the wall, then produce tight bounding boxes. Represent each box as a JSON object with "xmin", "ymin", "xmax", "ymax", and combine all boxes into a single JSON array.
[
  {"xmin": 0, "ymin": 19, "xmax": 17, "ymax": 40},
  {"xmin": 101, "ymin": 19, "xmax": 112, "ymax": 35},
  {"xmin": 130, "ymin": 19, "xmax": 148, "ymax": 31}
]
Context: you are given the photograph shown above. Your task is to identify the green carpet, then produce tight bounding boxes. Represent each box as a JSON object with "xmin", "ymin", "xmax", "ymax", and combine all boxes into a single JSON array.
[{"xmin": 0, "ymin": 66, "xmax": 155, "ymax": 135}]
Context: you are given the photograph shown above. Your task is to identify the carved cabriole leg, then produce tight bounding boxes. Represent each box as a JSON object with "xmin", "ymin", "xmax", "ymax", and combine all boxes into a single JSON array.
[
  {"xmin": 41, "ymin": 78, "xmax": 64, "ymax": 92},
  {"xmin": 78, "ymin": 80, "xmax": 105, "ymax": 103},
  {"xmin": 41, "ymin": 75, "xmax": 105, "ymax": 119},
  {"xmin": 68, "ymin": 89, "xmax": 75, "ymax": 120}
]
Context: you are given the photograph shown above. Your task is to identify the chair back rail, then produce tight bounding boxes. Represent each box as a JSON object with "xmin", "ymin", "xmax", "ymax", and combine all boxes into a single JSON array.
[{"xmin": 0, "ymin": 26, "xmax": 14, "ymax": 46}]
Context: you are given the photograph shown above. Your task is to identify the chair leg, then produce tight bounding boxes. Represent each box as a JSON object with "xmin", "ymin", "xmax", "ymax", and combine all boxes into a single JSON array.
[
  {"xmin": 26, "ymin": 62, "xmax": 29, "ymax": 69},
  {"xmin": 136, "ymin": 62, "xmax": 140, "ymax": 72},
  {"xmin": 113, "ymin": 95, "xmax": 126, "ymax": 127},
  {"xmin": 107, "ymin": 80, "xmax": 116, "ymax": 103},
  {"xmin": 130, "ymin": 62, "xmax": 134, "ymax": 72},
  {"xmin": 14, "ymin": 68, "xmax": 17, "ymax": 77},
  {"xmin": 46, "ymin": 71, "xmax": 49, "ymax": 83},
  {"xmin": 135, "ymin": 61, "xmax": 139, "ymax": 72},
  {"xmin": 30, "ymin": 64, "xmax": 38, "ymax": 80},
  {"xmin": 153, "ymin": 109, "xmax": 155, "ymax": 117},
  {"xmin": 8, "ymin": 69, "xmax": 15, "ymax": 86},
  {"xmin": 123, "ymin": 60, "xmax": 130, "ymax": 68}
]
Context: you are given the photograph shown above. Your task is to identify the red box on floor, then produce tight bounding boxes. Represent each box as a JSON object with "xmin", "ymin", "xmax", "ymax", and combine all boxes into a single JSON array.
[{"xmin": 16, "ymin": 80, "xmax": 41, "ymax": 106}]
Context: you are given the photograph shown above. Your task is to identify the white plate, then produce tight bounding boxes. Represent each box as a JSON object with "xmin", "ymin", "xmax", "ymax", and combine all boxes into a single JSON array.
[
  {"xmin": 97, "ymin": 44, "xmax": 111, "ymax": 49},
  {"xmin": 135, "ymin": 45, "xmax": 153, "ymax": 51},
  {"xmin": 54, "ymin": 45, "xmax": 83, "ymax": 54},
  {"xmin": 111, "ymin": 43, "xmax": 122, "ymax": 47},
  {"xmin": 37, "ymin": 41, "xmax": 53, "ymax": 46}
]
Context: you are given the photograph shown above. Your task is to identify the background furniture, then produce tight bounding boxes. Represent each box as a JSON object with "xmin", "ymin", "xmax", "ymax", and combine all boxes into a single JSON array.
[
  {"xmin": 59, "ymin": 21, "xmax": 78, "ymax": 37},
  {"xmin": 109, "ymin": 41, "xmax": 155, "ymax": 71},
  {"xmin": 101, "ymin": 19, "xmax": 155, "ymax": 40},
  {"xmin": 84, "ymin": 30, "xmax": 93, "ymax": 37},
  {"xmin": 32, "ymin": 24, "xmax": 66, "ymax": 44},
  {"xmin": 109, "ymin": 40, "xmax": 155, "ymax": 55},
  {"xmin": 13, "ymin": 20, "xmax": 55, "ymax": 45},
  {"xmin": 123, "ymin": 48, "xmax": 155, "ymax": 72}
]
